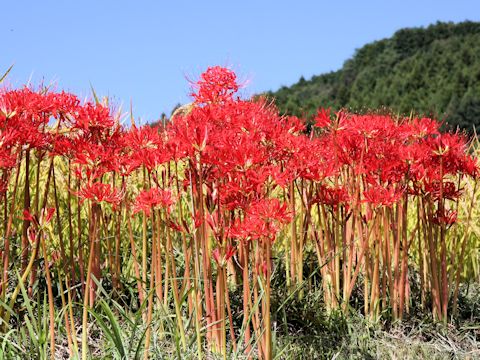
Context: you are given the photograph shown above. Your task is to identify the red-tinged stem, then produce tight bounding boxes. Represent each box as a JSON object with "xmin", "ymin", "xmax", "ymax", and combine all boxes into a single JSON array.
[
  {"xmin": 188, "ymin": 168, "xmax": 203, "ymax": 358},
  {"xmin": 127, "ymin": 213, "xmax": 145, "ymax": 306},
  {"xmin": 41, "ymin": 234, "xmax": 56, "ymax": 360},
  {"xmin": 263, "ymin": 238, "xmax": 272, "ymax": 360},
  {"xmin": 21, "ymin": 149, "xmax": 31, "ymax": 273},
  {"xmin": 392, "ymin": 203, "xmax": 401, "ymax": 319},
  {"xmin": 162, "ymin": 219, "xmax": 170, "ymax": 311},
  {"xmin": 370, "ymin": 211, "xmax": 380, "ymax": 319},
  {"xmin": 343, "ymin": 216, "xmax": 375, "ymax": 311},
  {"xmin": 216, "ymin": 264, "xmax": 226, "ymax": 359},
  {"xmin": 196, "ymin": 155, "xmax": 217, "ymax": 350},
  {"xmin": 2, "ymin": 173, "xmax": 7, "ymax": 235},
  {"xmin": 381, "ymin": 209, "xmax": 389, "ymax": 311},
  {"xmin": 242, "ymin": 241, "xmax": 252, "ymax": 357},
  {"xmin": 89, "ymin": 203, "xmax": 102, "ymax": 306},
  {"xmin": 398, "ymin": 195, "xmax": 409, "ymax": 320},
  {"xmin": 67, "ymin": 159, "xmax": 76, "ymax": 289},
  {"xmin": 224, "ymin": 267, "xmax": 237, "ymax": 354},
  {"xmin": 142, "ymin": 225, "xmax": 156, "ymax": 360},
  {"xmin": 141, "ymin": 167, "xmax": 148, "ymax": 309},
  {"xmin": 1, "ymin": 155, "xmax": 21, "ymax": 303},
  {"xmin": 52, "ymin": 164, "xmax": 68, "ymax": 279},
  {"xmin": 289, "ymin": 181, "xmax": 297, "ymax": 289},
  {"xmin": 315, "ymin": 200, "xmax": 333, "ymax": 310},
  {"xmin": 153, "ymin": 209, "xmax": 163, "ymax": 305},
  {"xmin": 166, "ymin": 211, "xmax": 187, "ymax": 350},
  {"xmin": 77, "ymin": 178, "xmax": 85, "ymax": 296},
  {"xmin": 385, "ymin": 207, "xmax": 394, "ymax": 316},
  {"xmin": 58, "ymin": 276, "xmax": 74, "ymax": 357},
  {"xmin": 29, "ymin": 157, "xmax": 54, "ymax": 297},
  {"xmin": 33, "ymin": 150, "xmax": 42, "ymax": 216},
  {"xmin": 66, "ymin": 275, "xmax": 79, "ymax": 356},
  {"xmin": 113, "ymin": 204, "xmax": 121, "ymax": 291},
  {"xmin": 174, "ymin": 161, "xmax": 195, "ymax": 314},
  {"xmin": 345, "ymin": 211, "xmax": 356, "ymax": 303},
  {"xmin": 424, "ymin": 198, "xmax": 442, "ymax": 319},
  {"xmin": 174, "ymin": 161, "xmax": 192, "ymax": 312},
  {"xmin": 81, "ymin": 202, "xmax": 101, "ymax": 360},
  {"xmin": 252, "ymin": 243, "xmax": 264, "ymax": 359},
  {"xmin": 417, "ymin": 198, "xmax": 426, "ymax": 309},
  {"xmin": 438, "ymin": 161, "xmax": 448, "ymax": 322},
  {"xmin": 112, "ymin": 173, "xmax": 121, "ymax": 291},
  {"xmin": 313, "ymin": 225, "xmax": 330, "ymax": 308}
]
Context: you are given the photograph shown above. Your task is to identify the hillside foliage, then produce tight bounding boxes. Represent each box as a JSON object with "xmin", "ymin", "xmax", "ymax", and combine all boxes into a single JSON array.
[{"xmin": 268, "ymin": 21, "xmax": 480, "ymax": 132}]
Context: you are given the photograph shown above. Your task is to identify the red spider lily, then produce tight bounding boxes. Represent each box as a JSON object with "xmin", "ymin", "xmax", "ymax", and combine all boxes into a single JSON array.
[
  {"xmin": 220, "ymin": 169, "xmax": 271, "ymax": 210},
  {"xmin": 51, "ymin": 136, "xmax": 76, "ymax": 158},
  {"xmin": 192, "ymin": 211, "xmax": 204, "ymax": 229},
  {"xmin": 408, "ymin": 117, "xmax": 441, "ymax": 138},
  {"xmin": 192, "ymin": 66, "xmax": 239, "ymax": 104},
  {"xmin": 0, "ymin": 128, "xmax": 20, "ymax": 148},
  {"xmin": 0, "ymin": 88, "xmax": 73, "ymax": 126},
  {"xmin": 211, "ymin": 130, "xmax": 269, "ymax": 173},
  {"xmin": 22, "ymin": 209, "xmax": 35, "ymax": 222},
  {"xmin": 43, "ymin": 208, "xmax": 56, "ymax": 224},
  {"xmin": 227, "ymin": 218, "xmax": 251, "ymax": 241},
  {"xmin": 431, "ymin": 208, "xmax": 458, "ymax": 227},
  {"xmin": 230, "ymin": 198, "xmax": 291, "ymax": 241},
  {"xmin": 22, "ymin": 207, "xmax": 55, "ymax": 227},
  {"xmin": 312, "ymin": 185, "xmax": 349, "ymax": 207},
  {"xmin": 314, "ymin": 108, "xmax": 331, "ymax": 128},
  {"xmin": 0, "ymin": 148, "xmax": 16, "ymax": 170},
  {"xmin": 424, "ymin": 180, "xmax": 463, "ymax": 200},
  {"xmin": 1, "ymin": 64, "xmax": 479, "ymax": 344},
  {"xmin": 363, "ymin": 184, "xmax": 403, "ymax": 207},
  {"xmin": 71, "ymin": 133, "xmax": 124, "ymax": 180},
  {"xmin": 167, "ymin": 111, "xmax": 211, "ymax": 157},
  {"xmin": 422, "ymin": 133, "xmax": 471, "ymax": 177},
  {"xmin": 167, "ymin": 220, "xmax": 184, "ymax": 233},
  {"xmin": 74, "ymin": 102, "xmax": 114, "ymax": 133},
  {"xmin": 205, "ymin": 210, "xmax": 223, "ymax": 240},
  {"xmin": 123, "ymin": 125, "xmax": 162, "ymax": 151},
  {"xmin": 76, "ymin": 182, "xmax": 124, "ymax": 206},
  {"xmin": 121, "ymin": 125, "xmax": 171, "ymax": 171},
  {"xmin": 0, "ymin": 88, "xmax": 81, "ymax": 152},
  {"xmin": 292, "ymin": 138, "xmax": 337, "ymax": 181},
  {"xmin": 461, "ymin": 155, "xmax": 479, "ymax": 178},
  {"xmin": 429, "ymin": 133, "xmax": 466, "ymax": 157},
  {"xmin": 248, "ymin": 198, "xmax": 291, "ymax": 224},
  {"xmin": 212, "ymin": 245, "xmax": 236, "ymax": 267},
  {"xmin": 132, "ymin": 188, "xmax": 175, "ymax": 216}
]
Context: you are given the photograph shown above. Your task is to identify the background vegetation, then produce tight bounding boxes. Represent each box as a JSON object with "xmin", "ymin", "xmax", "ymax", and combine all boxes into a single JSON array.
[{"xmin": 268, "ymin": 21, "xmax": 480, "ymax": 133}]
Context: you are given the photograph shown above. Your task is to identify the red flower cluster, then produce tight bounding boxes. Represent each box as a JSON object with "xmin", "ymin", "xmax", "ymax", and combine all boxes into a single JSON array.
[
  {"xmin": 0, "ymin": 66, "xmax": 477, "ymax": 259},
  {"xmin": 192, "ymin": 66, "xmax": 239, "ymax": 104},
  {"xmin": 1, "ymin": 65, "xmax": 477, "ymax": 339},
  {"xmin": 133, "ymin": 188, "xmax": 175, "ymax": 216},
  {"xmin": 77, "ymin": 182, "xmax": 124, "ymax": 206}
]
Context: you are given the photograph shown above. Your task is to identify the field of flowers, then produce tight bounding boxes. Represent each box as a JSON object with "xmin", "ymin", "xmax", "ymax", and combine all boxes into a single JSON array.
[{"xmin": 0, "ymin": 66, "xmax": 478, "ymax": 359}]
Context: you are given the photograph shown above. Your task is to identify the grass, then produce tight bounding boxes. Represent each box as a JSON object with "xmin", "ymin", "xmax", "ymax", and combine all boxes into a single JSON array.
[{"xmin": 1, "ymin": 258, "xmax": 478, "ymax": 359}]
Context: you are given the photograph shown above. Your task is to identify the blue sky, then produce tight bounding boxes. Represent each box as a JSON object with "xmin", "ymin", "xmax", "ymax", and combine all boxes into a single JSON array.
[{"xmin": 1, "ymin": 1, "xmax": 479, "ymax": 124}]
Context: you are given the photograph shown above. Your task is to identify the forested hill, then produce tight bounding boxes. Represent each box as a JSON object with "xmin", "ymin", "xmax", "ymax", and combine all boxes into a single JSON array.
[{"xmin": 268, "ymin": 21, "xmax": 480, "ymax": 132}]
